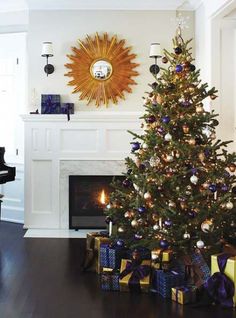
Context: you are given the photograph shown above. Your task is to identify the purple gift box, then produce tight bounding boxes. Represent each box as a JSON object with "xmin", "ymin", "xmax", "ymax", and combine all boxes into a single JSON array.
[
  {"xmin": 41, "ymin": 94, "xmax": 61, "ymax": 114},
  {"xmin": 61, "ymin": 103, "xmax": 74, "ymax": 114}
]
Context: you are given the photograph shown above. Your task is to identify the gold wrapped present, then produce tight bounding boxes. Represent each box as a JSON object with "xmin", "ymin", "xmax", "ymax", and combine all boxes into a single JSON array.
[
  {"xmin": 85, "ymin": 232, "xmax": 110, "ymax": 273},
  {"xmin": 211, "ymin": 254, "xmax": 236, "ymax": 306},
  {"xmin": 172, "ymin": 286, "xmax": 197, "ymax": 304},
  {"xmin": 119, "ymin": 259, "xmax": 151, "ymax": 292},
  {"xmin": 151, "ymin": 248, "xmax": 172, "ymax": 262}
]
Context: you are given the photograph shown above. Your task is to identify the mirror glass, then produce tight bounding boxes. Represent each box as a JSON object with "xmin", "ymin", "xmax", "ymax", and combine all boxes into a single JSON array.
[{"xmin": 90, "ymin": 60, "xmax": 113, "ymax": 80}]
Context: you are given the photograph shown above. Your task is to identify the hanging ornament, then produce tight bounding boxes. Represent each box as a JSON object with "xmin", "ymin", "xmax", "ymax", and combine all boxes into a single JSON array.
[
  {"xmin": 183, "ymin": 232, "xmax": 190, "ymax": 239},
  {"xmin": 181, "ymin": 100, "xmax": 191, "ymax": 108},
  {"xmin": 180, "ymin": 201, "xmax": 187, "ymax": 210},
  {"xmin": 226, "ymin": 201, "xmax": 234, "ymax": 210},
  {"xmin": 133, "ymin": 183, "xmax": 140, "ymax": 191},
  {"xmin": 189, "ymin": 64, "xmax": 196, "ymax": 72},
  {"xmin": 182, "ymin": 124, "xmax": 189, "ymax": 134},
  {"xmin": 161, "ymin": 116, "xmax": 170, "ymax": 124},
  {"xmin": 134, "ymin": 233, "xmax": 143, "ymax": 240},
  {"xmin": 135, "ymin": 158, "xmax": 141, "ymax": 168},
  {"xmin": 153, "ymin": 224, "xmax": 159, "ymax": 231},
  {"xmin": 116, "ymin": 239, "xmax": 125, "ymax": 247},
  {"xmin": 221, "ymin": 184, "xmax": 228, "ymax": 192},
  {"xmin": 124, "ymin": 211, "xmax": 132, "ymax": 218},
  {"xmin": 122, "ymin": 179, "xmax": 132, "ymax": 188},
  {"xmin": 131, "ymin": 219, "xmax": 138, "ymax": 227},
  {"xmin": 159, "ymin": 239, "xmax": 169, "ymax": 250},
  {"xmin": 162, "ymin": 56, "xmax": 168, "ymax": 64},
  {"xmin": 138, "ymin": 206, "xmax": 146, "ymax": 214},
  {"xmin": 144, "ymin": 192, "xmax": 152, "ymax": 200},
  {"xmin": 196, "ymin": 240, "xmax": 205, "ymax": 249},
  {"xmin": 201, "ymin": 219, "xmax": 213, "ymax": 233},
  {"xmin": 131, "ymin": 142, "xmax": 140, "ymax": 152},
  {"xmin": 183, "ymin": 61, "xmax": 191, "ymax": 71},
  {"xmin": 146, "ymin": 115, "xmax": 156, "ymax": 123},
  {"xmin": 164, "ymin": 219, "xmax": 172, "ymax": 227},
  {"xmin": 174, "ymin": 46, "xmax": 182, "ymax": 55},
  {"xmin": 188, "ymin": 138, "xmax": 196, "ymax": 146},
  {"xmin": 175, "ymin": 64, "xmax": 183, "ymax": 73},
  {"xmin": 188, "ymin": 210, "xmax": 196, "ymax": 218},
  {"xmin": 142, "ymin": 143, "xmax": 148, "ymax": 150},
  {"xmin": 190, "ymin": 175, "xmax": 198, "ymax": 185},
  {"xmin": 118, "ymin": 227, "xmax": 124, "ymax": 233},
  {"xmin": 164, "ymin": 133, "xmax": 172, "ymax": 141},
  {"xmin": 196, "ymin": 105, "xmax": 204, "ymax": 114},
  {"xmin": 209, "ymin": 184, "xmax": 217, "ymax": 193},
  {"xmin": 198, "ymin": 152, "xmax": 205, "ymax": 162},
  {"xmin": 229, "ymin": 164, "xmax": 236, "ymax": 172},
  {"xmin": 166, "ymin": 155, "xmax": 174, "ymax": 162}
]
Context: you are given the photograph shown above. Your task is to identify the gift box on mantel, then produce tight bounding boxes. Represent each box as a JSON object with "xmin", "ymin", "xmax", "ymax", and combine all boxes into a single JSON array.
[
  {"xmin": 210, "ymin": 254, "xmax": 236, "ymax": 307},
  {"xmin": 171, "ymin": 286, "xmax": 197, "ymax": 304},
  {"xmin": 119, "ymin": 259, "xmax": 151, "ymax": 293},
  {"xmin": 83, "ymin": 232, "xmax": 110, "ymax": 273},
  {"xmin": 100, "ymin": 243, "xmax": 129, "ymax": 270},
  {"xmin": 152, "ymin": 270, "xmax": 185, "ymax": 298},
  {"xmin": 41, "ymin": 94, "xmax": 61, "ymax": 114},
  {"xmin": 100, "ymin": 268, "xmax": 120, "ymax": 291}
]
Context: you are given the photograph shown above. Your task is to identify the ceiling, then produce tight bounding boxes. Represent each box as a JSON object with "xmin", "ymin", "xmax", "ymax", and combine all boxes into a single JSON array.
[{"xmin": 0, "ymin": 0, "xmax": 201, "ymax": 12}]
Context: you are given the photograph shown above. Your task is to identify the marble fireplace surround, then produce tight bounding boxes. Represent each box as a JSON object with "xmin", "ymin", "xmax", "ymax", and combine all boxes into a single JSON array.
[{"xmin": 60, "ymin": 159, "xmax": 126, "ymax": 229}]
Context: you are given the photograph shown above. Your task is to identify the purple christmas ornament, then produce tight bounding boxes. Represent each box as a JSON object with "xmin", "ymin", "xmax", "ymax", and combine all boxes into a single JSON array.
[
  {"xmin": 161, "ymin": 116, "xmax": 170, "ymax": 124},
  {"xmin": 134, "ymin": 233, "xmax": 143, "ymax": 240},
  {"xmin": 221, "ymin": 184, "xmax": 228, "ymax": 192},
  {"xmin": 116, "ymin": 239, "xmax": 125, "ymax": 247},
  {"xmin": 188, "ymin": 210, "xmax": 196, "ymax": 218},
  {"xmin": 209, "ymin": 184, "xmax": 217, "ymax": 193},
  {"xmin": 175, "ymin": 64, "xmax": 183, "ymax": 73},
  {"xmin": 123, "ymin": 179, "xmax": 131, "ymax": 188},
  {"xmin": 164, "ymin": 220, "xmax": 172, "ymax": 227},
  {"xmin": 138, "ymin": 206, "xmax": 146, "ymax": 214},
  {"xmin": 159, "ymin": 239, "xmax": 169, "ymax": 250},
  {"xmin": 131, "ymin": 142, "xmax": 140, "ymax": 152},
  {"xmin": 146, "ymin": 115, "xmax": 156, "ymax": 123},
  {"xmin": 182, "ymin": 100, "xmax": 191, "ymax": 107}
]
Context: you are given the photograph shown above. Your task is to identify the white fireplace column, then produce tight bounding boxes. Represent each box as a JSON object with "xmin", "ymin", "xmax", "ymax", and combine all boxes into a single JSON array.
[{"xmin": 22, "ymin": 112, "xmax": 142, "ymax": 229}]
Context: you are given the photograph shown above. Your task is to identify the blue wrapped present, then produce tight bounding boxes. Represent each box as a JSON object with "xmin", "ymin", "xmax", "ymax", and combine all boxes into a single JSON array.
[
  {"xmin": 41, "ymin": 94, "xmax": 61, "ymax": 114},
  {"xmin": 152, "ymin": 270, "xmax": 185, "ymax": 298},
  {"xmin": 100, "ymin": 269, "xmax": 120, "ymax": 291},
  {"xmin": 100, "ymin": 243, "xmax": 128, "ymax": 269},
  {"xmin": 61, "ymin": 103, "xmax": 74, "ymax": 114}
]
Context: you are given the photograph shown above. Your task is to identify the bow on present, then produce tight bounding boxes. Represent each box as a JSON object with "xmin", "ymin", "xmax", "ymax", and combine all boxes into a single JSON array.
[
  {"xmin": 119, "ymin": 259, "xmax": 150, "ymax": 292},
  {"xmin": 204, "ymin": 253, "xmax": 235, "ymax": 308},
  {"xmin": 182, "ymin": 254, "xmax": 206, "ymax": 287}
]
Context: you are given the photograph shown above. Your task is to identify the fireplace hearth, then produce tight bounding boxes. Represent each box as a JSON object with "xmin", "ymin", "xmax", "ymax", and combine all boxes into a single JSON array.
[{"xmin": 69, "ymin": 175, "xmax": 124, "ymax": 229}]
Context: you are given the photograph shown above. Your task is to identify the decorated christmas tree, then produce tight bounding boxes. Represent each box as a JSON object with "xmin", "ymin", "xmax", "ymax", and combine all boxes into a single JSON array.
[{"xmin": 105, "ymin": 28, "xmax": 236, "ymax": 256}]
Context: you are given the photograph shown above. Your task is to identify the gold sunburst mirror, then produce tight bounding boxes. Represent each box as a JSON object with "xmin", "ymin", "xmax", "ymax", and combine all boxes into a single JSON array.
[{"xmin": 65, "ymin": 33, "xmax": 139, "ymax": 107}]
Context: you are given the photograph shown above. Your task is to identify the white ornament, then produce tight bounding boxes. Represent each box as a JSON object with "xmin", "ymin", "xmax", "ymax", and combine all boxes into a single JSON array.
[
  {"xmin": 144, "ymin": 192, "xmax": 152, "ymax": 200},
  {"xmin": 118, "ymin": 227, "xmax": 124, "ymax": 233},
  {"xmin": 201, "ymin": 220, "xmax": 213, "ymax": 233},
  {"xmin": 142, "ymin": 143, "xmax": 148, "ymax": 149},
  {"xmin": 151, "ymin": 253, "xmax": 159, "ymax": 260},
  {"xmin": 150, "ymin": 157, "xmax": 156, "ymax": 167},
  {"xmin": 131, "ymin": 220, "xmax": 138, "ymax": 227},
  {"xmin": 183, "ymin": 233, "xmax": 190, "ymax": 239},
  {"xmin": 166, "ymin": 155, "xmax": 174, "ymax": 162},
  {"xmin": 164, "ymin": 133, "xmax": 172, "ymax": 141},
  {"xmin": 106, "ymin": 204, "xmax": 111, "ymax": 209},
  {"xmin": 190, "ymin": 175, "xmax": 198, "ymax": 185},
  {"xmin": 153, "ymin": 224, "xmax": 159, "ymax": 231},
  {"xmin": 226, "ymin": 202, "xmax": 234, "ymax": 210},
  {"xmin": 196, "ymin": 240, "xmax": 205, "ymax": 249}
]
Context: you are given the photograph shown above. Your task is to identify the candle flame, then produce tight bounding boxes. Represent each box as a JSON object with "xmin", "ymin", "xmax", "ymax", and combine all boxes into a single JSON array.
[{"xmin": 100, "ymin": 189, "xmax": 106, "ymax": 205}]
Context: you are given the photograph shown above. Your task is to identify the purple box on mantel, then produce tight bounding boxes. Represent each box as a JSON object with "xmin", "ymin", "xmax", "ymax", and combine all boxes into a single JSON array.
[
  {"xmin": 61, "ymin": 103, "xmax": 74, "ymax": 114},
  {"xmin": 41, "ymin": 94, "xmax": 61, "ymax": 114}
]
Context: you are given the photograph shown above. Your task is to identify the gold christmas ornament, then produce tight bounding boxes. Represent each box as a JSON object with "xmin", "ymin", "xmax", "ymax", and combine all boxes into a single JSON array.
[
  {"xmin": 201, "ymin": 219, "xmax": 213, "ymax": 233},
  {"xmin": 196, "ymin": 105, "xmax": 204, "ymax": 114},
  {"xmin": 65, "ymin": 33, "xmax": 139, "ymax": 107},
  {"xmin": 182, "ymin": 124, "xmax": 189, "ymax": 134},
  {"xmin": 131, "ymin": 219, "xmax": 138, "ymax": 227},
  {"xmin": 226, "ymin": 201, "xmax": 234, "ymax": 210},
  {"xmin": 198, "ymin": 152, "xmax": 205, "ymax": 162},
  {"xmin": 144, "ymin": 192, "xmax": 152, "ymax": 200},
  {"xmin": 188, "ymin": 138, "xmax": 196, "ymax": 145},
  {"xmin": 229, "ymin": 164, "xmax": 236, "ymax": 172},
  {"xmin": 156, "ymin": 94, "xmax": 162, "ymax": 104}
]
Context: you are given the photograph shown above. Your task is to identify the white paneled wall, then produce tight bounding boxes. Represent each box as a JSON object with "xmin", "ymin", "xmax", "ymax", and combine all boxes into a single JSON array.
[{"xmin": 22, "ymin": 112, "xmax": 142, "ymax": 229}]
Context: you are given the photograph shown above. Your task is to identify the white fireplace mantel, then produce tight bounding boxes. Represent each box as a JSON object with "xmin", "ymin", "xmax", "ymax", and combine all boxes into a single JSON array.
[{"xmin": 22, "ymin": 112, "xmax": 142, "ymax": 229}]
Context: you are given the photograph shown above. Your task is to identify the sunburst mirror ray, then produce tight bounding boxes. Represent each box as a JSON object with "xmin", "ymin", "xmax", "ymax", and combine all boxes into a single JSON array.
[{"xmin": 65, "ymin": 33, "xmax": 139, "ymax": 107}]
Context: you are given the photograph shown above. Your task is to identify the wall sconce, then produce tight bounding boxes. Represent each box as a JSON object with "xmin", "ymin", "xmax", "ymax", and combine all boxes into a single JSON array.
[
  {"xmin": 149, "ymin": 43, "xmax": 161, "ymax": 75},
  {"xmin": 41, "ymin": 41, "xmax": 54, "ymax": 76}
]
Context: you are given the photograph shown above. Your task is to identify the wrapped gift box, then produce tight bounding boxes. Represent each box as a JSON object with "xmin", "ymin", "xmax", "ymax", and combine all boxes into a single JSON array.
[
  {"xmin": 84, "ymin": 232, "xmax": 110, "ymax": 273},
  {"xmin": 211, "ymin": 254, "xmax": 236, "ymax": 306},
  {"xmin": 100, "ymin": 243, "xmax": 128, "ymax": 269},
  {"xmin": 100, "ymin": 268, "xmax": 120, "ymax": 291},
  {"xmin": 152, "ymin": 270, "xmax": 185, "ymax": 298},
  {"xmin": 151, "ymin": 249, "xmax": 172, "ymax": 269},
  {"xmin": 41, "ymin": 94, "xmax": 61, "ymax": 114},
  {"xmin": 60, "ymin": 103, "xmax": 74, "ymax": 114},
  {"xmin": 119, "ymin": 259, "xmax": 151, "ymax": 293},
  {"xmin": 171, "ymin": 286, "xmax": 197, "ymax": 304}
]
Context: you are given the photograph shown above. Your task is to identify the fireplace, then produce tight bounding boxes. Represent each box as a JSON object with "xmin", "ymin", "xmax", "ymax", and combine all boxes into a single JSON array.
[{"xmin": 69, "ymin": 175, "xmax": 124, "ymax": 229}]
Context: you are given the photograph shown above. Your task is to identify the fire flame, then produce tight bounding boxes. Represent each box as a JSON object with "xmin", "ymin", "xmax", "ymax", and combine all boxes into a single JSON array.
[{"xmin": 100, "ymin": 189, "xmax": 106, "ymax": 205}]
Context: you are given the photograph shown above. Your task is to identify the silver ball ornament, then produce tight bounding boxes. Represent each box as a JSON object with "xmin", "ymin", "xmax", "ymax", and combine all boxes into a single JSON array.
[
  {"xmin": 196, "ymin": 240, "xmax": 205, "ymax": 249},
  {"xmin": 166, "ymin": 155, "xmax": 174, "ymax": 162},
  {"xmin": 226, "ymin": 202, "xmax": 234, "ymax": 210},
  {"xmin": 183, "ymin": 233, "xmax": 190, "ymax": 239},
  {"xmin": 142, "ymin": 143, "xmax": 148, "ymax": 149},
  {"xmin": 153, "ymin": 224, "xmax": 159, "ymax": 231},
  {"xmin": 118, "ymin": 227, "xmax": 124, "ymax": 233},
  {"xmin": 190, "ymin": 175, "xmax": 199, "ymax": 185},
  {"xmin": 144, "ymin": 192, "xmax": 152, "ymax": 200},
  {"xmin": 164, "ymin": 133, "xmax": 172, "ymax": 142},
  {"xmin": 131, "ymin": 220, "xmax": 138, "ymax": 227}
]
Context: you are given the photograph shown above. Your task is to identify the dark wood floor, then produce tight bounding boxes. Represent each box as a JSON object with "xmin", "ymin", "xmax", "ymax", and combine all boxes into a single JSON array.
[{"xmin": 0, "ymin": 222, "xmax": 235, "ymax": 318}]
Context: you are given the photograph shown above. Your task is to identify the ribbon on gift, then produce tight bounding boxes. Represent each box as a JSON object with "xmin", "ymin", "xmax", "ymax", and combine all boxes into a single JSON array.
[
  {"xmin": 204, "ymin": 253, "xmax": 235, "ymax": 308},
  {"xmin": 175, "ymin": 286, "xmax": 189, "ymax": 303},
  {"xmin": 44, "ymin": 96, "xmax": 59, "ymax": 114},
  {"xmin": 119, "ymin": 259, "xmax": 150, "ymax": 292},
  {"xmin": 182, "ymin": 254, "xmax": 205, "ymax": 287}
]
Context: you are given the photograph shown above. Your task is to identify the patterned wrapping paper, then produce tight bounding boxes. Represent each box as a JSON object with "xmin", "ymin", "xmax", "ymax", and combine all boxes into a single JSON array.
[
  {"xmin": 152, "ymin": 270, "xmax": 185, "ymax": 298},
  {"xmin": 100, "ymin": 243, "xmax": 128, "ymax": 269},
  {"xmin": 171, "ymin": 286, "xmax": 197, "ymax": 304},
  {"xmin": 61, "ymin": 103, "xmax": 74, "ymax": 114},
  {"xmin": 119, "ymin": 259, "xmax": 151, "ymax": 293},
  {"xmin": 211, "ymin": 254, "xmax": 236, "ymax": 306},
  {"xmin": 41, "ymin": 94, "xmax": 61, "ymax": 114},
  {"xmin": 84, "ymin": 232, "xmax": 110, "ymax": 273},
  {"xmin": 151, "ymin": 249, "xmax": 173, "ymax": 269},
  {"xmin": 100, "ymin": 268, "xmax": 120, "ymax": 291}
]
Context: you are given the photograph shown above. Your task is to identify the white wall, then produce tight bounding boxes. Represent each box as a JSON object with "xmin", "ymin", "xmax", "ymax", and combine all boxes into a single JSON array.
[{"xmin": 27, "ymin": 10, "xmax": 194, "ymax": 112}]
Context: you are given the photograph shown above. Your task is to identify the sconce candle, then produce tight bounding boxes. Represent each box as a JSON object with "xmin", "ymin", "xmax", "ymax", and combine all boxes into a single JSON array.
[
  {"xmin": 41, "ymin": 41, "xmax": 54, "ymax": 76},
  {"xmin": 149, "ymin": 42, "xmax": 162, "ymax": 76},
  {"xmin": 109, "ymin": 221, "xmax": 112, "ymax": 237}
]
